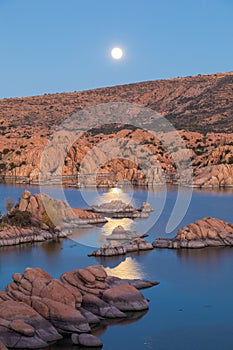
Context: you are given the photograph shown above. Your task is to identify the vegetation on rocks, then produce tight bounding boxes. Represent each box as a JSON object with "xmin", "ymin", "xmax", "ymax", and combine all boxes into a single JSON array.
[{"xmin": 1, "ymin": 209, "xmax": 32, "ymax": 228}]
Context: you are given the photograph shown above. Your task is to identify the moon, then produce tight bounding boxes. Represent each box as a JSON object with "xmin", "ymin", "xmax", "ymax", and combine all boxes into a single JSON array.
[{"xmin": 111, "ymin": 47, "xmax": 123, "ymax": 60}]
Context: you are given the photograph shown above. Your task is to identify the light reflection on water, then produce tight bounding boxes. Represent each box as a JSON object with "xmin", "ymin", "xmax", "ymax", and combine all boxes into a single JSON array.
[
  {"xmin": 101, "ymin": 217, "xmax": 134, "ymax": 236},
  {"xmin": 104, "ymin": 257, "xmax": 145, "ymax": 279},
  {"xmin": 100, "ymin": 187, "xmax": 134, "ymax": 205}
]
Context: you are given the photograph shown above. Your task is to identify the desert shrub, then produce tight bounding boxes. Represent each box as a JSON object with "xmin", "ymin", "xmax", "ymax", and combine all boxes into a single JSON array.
[
  {"xmin": 20, "ymin": 161, "xmax": 27, "ymax": 166},
  {"xmin": 2, "ymin": 209, "xmax": 32, "ymax": 227},
  {"xmin": 15, "ymin": 150, "xmax": 21, "ymax": 155},
  {"xmin": 9, "ymin": 162, "xmax": 17, "ymax": 170},
  {"xmin": 2, "ymin": 148, "xmax": 10, "ymax": 154},
  {"xmin": 0, "ymin": 163, "xmax": 6, "ymax": 171}
]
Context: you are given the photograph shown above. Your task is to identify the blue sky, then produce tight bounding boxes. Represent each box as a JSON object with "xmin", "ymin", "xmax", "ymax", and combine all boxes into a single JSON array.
[{"xmin": 0, "ymin": 0, "xmax": 232, "ymax": 98}]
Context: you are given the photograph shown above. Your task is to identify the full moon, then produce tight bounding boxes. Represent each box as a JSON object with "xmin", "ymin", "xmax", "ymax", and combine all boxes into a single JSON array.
[{"xmin": 111, "ymin": 47, "xmax": 123, "ymax": 60}]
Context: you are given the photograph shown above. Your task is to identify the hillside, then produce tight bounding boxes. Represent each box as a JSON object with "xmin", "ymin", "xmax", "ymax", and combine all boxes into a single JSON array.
[
  {"xmin": 0, "ymin": 72, "xmax": 233, "ymax": 133},
  {"xmin": 0, "ymin": 72, "xmax": 233, "ymax": 187}
]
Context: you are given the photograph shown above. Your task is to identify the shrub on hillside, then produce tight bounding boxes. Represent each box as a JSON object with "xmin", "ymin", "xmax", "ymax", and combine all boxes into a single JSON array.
[{"xmin": 1, "ymin": 209, "xmax": 32, "ymax": 227}]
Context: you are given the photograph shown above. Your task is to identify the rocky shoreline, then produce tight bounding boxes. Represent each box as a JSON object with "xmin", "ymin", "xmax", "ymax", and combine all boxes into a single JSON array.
[
  {"xmin": 2, "ymin": 163, "xmax": 233, "ymax": 189},
  {"xmin": 0, "ymin": 191, "xmax": 155, "ymax": 248},
  {"xmin": 89, "ymin": 200, "xmax": 153, "ymax": 218},
  {"xmin": 0, "ymin": 226, "xmax": 65, "ymax": 247},
  {"xmin": 89, "ymin": 238, "xmax": 153, "ymax": 257},
  {"xmin": 153, "ymin": 217, "xmax": 233, "ymax": 249},
  {"xmin": 0, "ymin": 190, "xmax": 109, "ymax": 248},
  {"xmin": 0, "ymin": 266, "xmax": 158, "ymax": 349}
]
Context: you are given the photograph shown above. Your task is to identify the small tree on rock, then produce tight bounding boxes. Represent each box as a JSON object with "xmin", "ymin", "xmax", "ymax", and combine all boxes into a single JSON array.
[{"xmin": 5, "ymin": 197, "xmax": 15, "ymax": 212}]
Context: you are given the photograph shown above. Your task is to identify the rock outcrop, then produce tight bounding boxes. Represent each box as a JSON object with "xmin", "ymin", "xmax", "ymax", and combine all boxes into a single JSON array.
[
  {"xmin": 19, "ymin": 190, "xmax": 107, "ymax": 227},
  {"xmin": 89, "ymin": 238, "xmax": 153, "ymax": 257},
  {"xmin": 193, "ymin": 164, "xmax": 233, "ymax": 188},
  {"xmin": 71, "ymin": 333, "xmax": 103, "ymax": 347},
  {"xmin": 0, "ymin": 266, "xmax": 157, "ymax": 349},
  {"xmin": 153, "ymin": 217, "xmax": 233, "ymax": 249},
  {"xmin": 0, "ymin": 190, "xmax": 109, "ymax": 247},
  {"xmin": 106, "ymin": 225, "xmax": 146, "ymax": 242},
  {"xmin": 90, "ymin": 200, "xmax": 153, "ymax": 218},
  {"xmin": 0, "ymin": 300, "xmax": 62, "ymax": 348},
  {"xmin": 0, "ymin": 225, "xmax": 56, "ymax": 247}
]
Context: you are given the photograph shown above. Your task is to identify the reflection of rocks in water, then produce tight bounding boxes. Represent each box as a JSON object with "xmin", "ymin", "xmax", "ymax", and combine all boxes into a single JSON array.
[
  {"xmin": 47, "ymin": 309, "xmax": 147, "ymax": 349},
  {"xmin": 101, "ymin": 218, "xmax": 134, "ymax": 237},
  {"xmin": 42, "ymin": 240, "xmax": 63, "ymax": 255},
  {"xmin": 104, "ymin": 257, "xmax": 145, "ymax": 279},
  {"xmin": 92, "ymin": 309, "xmax": 148, "ymax": 337},
  {"xmin": 105, "ymin": 225, "xmax": 146, "ymax": 242},
  {"xmin": 100, "ymin": 187, "xmax": 133, "ymax": 206},
  {"xmin": 175, "ymin": 246, "xmax": 233, "ymax": 268}
]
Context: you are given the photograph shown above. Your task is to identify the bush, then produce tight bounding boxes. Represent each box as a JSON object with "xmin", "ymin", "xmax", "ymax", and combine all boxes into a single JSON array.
[
  {"xmin": 2, "ymin": 209, "xmax": 32, "ymax": 227},
  {"xmin": 9, "ymin": 162, "xmax": 17, "ymax": 170},
  {"xmin": 20, "ymin": 161, "xmax": 27, "ymax": 166},
  {"xmin": 2, "ymin": 148, "xmax": 10, "ymax": 154},
  {"xmin": 0, "ymin": 163, "xmax": 6, "ymax": 171}
]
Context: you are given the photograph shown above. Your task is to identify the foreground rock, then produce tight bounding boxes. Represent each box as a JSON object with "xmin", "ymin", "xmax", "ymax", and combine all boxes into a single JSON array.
[
  {"xmin": 89, "ymin": 238, "xmax": 153, "ymax": 257},
  {"xmin": 106, "ymin": 276, "xmax": 159, "ymax": 289},
  {"xmin": 0, "ymin": 342, "xmax": 8, "ymax": 350},
  {"xmin": 0, "ymin": 300, "xmax": 62, "ymax": 348},
  {"xmin": 72, "ymin": 333, "xmax": 103, "ymax": 347},
  {"xmin": 0, "ymin": 266, "xmax": 158, "ymax": 348},
  {"xmin": 153, "ymin": 217, "xmax": 233, "ymax": 249},
  {"xmin": 102, "ymin": 284, "xmax": 149, "ymax": 311},
  {"xmin": 90, "ymin": 200, "xmax": 153, "ymax": 218}
]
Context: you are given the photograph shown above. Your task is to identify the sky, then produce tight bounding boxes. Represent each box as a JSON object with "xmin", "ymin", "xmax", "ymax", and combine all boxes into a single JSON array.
[{"xmin": 0, "ymin": 0, "xmax": 232, "ymax": 98}]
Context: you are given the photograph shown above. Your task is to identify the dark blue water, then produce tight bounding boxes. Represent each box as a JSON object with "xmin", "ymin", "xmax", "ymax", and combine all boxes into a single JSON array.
[{"xmin": 0, "ymin": 184, "xmax": 233, "ymax": 349}]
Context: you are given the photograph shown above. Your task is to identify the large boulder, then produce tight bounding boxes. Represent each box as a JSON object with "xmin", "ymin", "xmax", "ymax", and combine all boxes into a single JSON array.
[
  {"xmin": 0, "ymin": 266, "xmax": 158, "ymax": 348},
  {"xmin": 102, "ymin": 284, "xmax": 149, "ymax": 311},
  {"xmin": 60, "ymin": 266, "xmax": 109, "ymax": 296},
  {"xmin": 78, "ymin": 333, "xmax": 102, "ymax": 347},
  {"xmin": 81, "ymin": 294, "xmax": 126, "ymax": 318},
  {"xmin": 0, "ymin": 342, "xmax": 8, "ymax": 350},
  {"xmin": 32, "ymin": 298, "xmax": 90, "ymax": 333},
  {"xmin": 0, "ymin": 301, "xmax": 62, "ymax": 348}
]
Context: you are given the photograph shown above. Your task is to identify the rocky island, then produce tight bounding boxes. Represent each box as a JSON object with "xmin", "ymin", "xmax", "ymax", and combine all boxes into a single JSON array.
[
  {"xmin": 0, "ymin": 266, "xmax": 158, "ymax": 349},
  {"xmin": 90, "ymin": 200, "xmax": 153, "ymax": 218},
  {"xmin": 0, "ymin": 190, "xmax": 107, "ymax": 247},
  {"xmin": 153, "ymin": 217, "xmax": 233, "ymax": 249},
  {"xmin": 89, "ymin": 238, "xmax": 153, "ymax": 257}
]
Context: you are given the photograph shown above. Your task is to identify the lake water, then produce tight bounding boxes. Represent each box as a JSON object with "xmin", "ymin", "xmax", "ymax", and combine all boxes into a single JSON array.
[{"xmin": 0, "ymin": 184, "xmax": 233, "ymax": 350}]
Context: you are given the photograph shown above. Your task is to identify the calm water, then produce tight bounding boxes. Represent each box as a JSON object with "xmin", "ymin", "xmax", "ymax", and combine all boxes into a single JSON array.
[{"xmin": 0, "ymin": 184, "xmax": 233, "ymax": 350}]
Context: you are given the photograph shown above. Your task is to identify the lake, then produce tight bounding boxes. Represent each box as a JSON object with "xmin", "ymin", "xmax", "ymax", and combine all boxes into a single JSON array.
[{"xmin": 0, "ymin": 184, "xmax": 233, "ymax": 350}]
